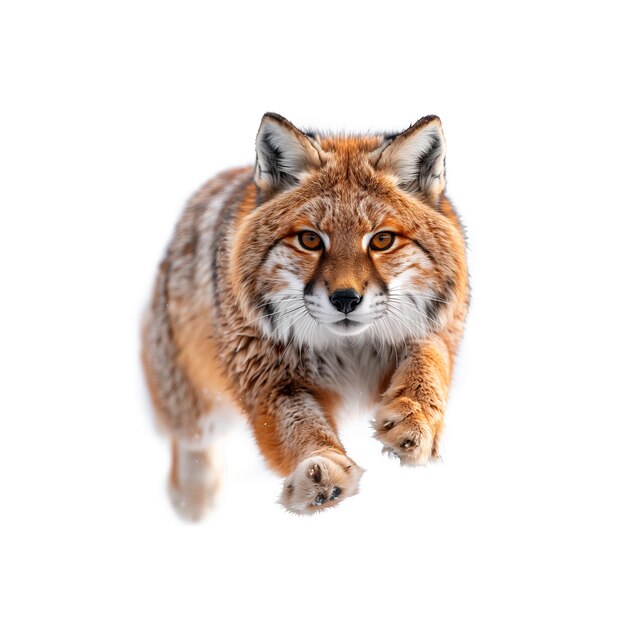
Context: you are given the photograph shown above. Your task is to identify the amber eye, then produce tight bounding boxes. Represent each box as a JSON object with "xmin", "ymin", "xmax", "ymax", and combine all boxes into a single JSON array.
[
  {"xmin": 298, "ymin": 231, "xmax": 323, "ymax": 251},
  {"xmin": 370, "ymin": 232, "xmax": 395, "ymax": 251}
]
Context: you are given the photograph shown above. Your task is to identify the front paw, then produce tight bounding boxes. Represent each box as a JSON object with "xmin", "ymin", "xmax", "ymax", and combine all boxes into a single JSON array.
[
  {"xmin": 279, "ymin": 451, "xmax": 364, "ymax": 515},
  {"xmin": 373, "ymin": 397, "xmax": 443, "ymax": 466}
]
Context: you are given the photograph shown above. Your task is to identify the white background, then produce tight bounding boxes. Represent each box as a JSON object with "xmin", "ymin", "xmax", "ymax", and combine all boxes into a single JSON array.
[{"xmin": 1, "ymin": 1, "xmax": 624, "ymax": 624}]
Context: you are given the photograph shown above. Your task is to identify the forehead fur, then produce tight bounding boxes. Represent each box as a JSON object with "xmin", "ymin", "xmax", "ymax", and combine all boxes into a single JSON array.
[
  {"xmin": 265, "ymin": 134, "xmax": 436, "ymax": 234},
  {"xmin": 315, "ymin": 134, "xmax": 384, "ymax": 153}
]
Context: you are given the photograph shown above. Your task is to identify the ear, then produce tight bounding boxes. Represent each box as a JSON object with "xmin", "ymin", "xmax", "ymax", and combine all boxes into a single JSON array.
[
  {"xmin": 254, "ymin": 113, "xmax": 322, "ymax": 194},
  {"xmin": 375, "ymin": 115, "xmax": 446, "ymax": 202}
]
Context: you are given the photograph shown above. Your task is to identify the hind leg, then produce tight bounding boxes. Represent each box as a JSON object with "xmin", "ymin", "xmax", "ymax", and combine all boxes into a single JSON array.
[
  {"xmin": 142, "ymin": 293, "xmax": 225, "ymax": 521},
  {"xmin": 168, "ymin": 437, "xmax": 221, "ymax": 522}
]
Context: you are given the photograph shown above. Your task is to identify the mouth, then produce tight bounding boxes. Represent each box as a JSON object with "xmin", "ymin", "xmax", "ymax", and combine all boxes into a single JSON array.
[
  {"xmin": 303, "ymin": 303, "xmax": 373, "ymax": 337},
  {"xmin": 327, "ymin": 318, "xmax": 369, "ymax": 336},
  {"xmin": 336, "ymin": 319, "xmax": 361, "ymax": 328}
]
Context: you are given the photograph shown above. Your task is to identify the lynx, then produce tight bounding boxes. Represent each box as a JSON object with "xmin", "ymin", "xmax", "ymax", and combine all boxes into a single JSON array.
[{"xmin": 142, "ymin": 113, "xmax": 469, "ymax": 519}]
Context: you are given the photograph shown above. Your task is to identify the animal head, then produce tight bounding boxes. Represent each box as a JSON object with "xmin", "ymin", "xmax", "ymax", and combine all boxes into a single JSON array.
[{"xmin": 231, "ymin": 113, "xmax": 466, "ymax": 349}]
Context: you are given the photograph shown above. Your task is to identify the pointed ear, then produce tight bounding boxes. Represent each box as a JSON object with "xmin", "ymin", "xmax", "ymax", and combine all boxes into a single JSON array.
[
  {"xmin": 375, "ymin": 115, "xmax": 446, "ymax": 202},
  {"xmin": 254, "ymin": 113, "xmax": 322, "ymax": 194}
]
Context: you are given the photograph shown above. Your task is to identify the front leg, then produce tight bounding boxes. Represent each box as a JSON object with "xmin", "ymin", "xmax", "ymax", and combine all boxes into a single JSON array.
[
  {"xmin": 374, "ymin": 337, "xmax": 452, "ymax": 465},
  {"xmin": 250, "ymin": 382, "xmax": 364, "ymax": 514}
]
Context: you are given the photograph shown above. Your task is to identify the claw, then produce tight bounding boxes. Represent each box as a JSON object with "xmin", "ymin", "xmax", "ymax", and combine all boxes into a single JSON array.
[
  {"xmin": 308, "ymin": 463, "xmax": 322, "ymax": 483},
  {"xmin": 382, "ymin": 446, "xmax": 400, "ymax": 459}
]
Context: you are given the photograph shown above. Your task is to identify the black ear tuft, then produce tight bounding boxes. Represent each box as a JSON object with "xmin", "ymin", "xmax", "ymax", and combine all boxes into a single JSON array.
[{"xmin": 255, "ymin": 113, "xmax": 322, "ymax": 195}]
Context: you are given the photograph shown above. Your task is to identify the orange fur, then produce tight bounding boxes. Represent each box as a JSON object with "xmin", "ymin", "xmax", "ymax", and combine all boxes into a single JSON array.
[{"xmin": 142, "ymin": 113, "xmax": 469, "ymax": 518}]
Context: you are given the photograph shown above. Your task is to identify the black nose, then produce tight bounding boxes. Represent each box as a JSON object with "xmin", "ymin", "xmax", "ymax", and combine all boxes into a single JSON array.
[{"xmin": 330, "ymin": 289, "xmax": 362, "ymax": 314}]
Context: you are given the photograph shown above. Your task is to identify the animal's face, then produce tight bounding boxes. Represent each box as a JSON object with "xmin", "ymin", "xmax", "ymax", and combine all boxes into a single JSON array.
[
  {"xmin": 232, "ymin": 113, "xmax": 465, "ymax": 349},
  {"xmin": 262, "ymin": 198, "xmax": 441, "ymax": 345}
]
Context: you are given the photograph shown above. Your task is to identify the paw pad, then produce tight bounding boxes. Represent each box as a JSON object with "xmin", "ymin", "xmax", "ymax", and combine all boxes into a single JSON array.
[
  {"xmin": 308, "ymin": 463, "xmax": 322, "ymax": 483},
  {"xmin": 313, "ymin": 485, "xmax": 342, "ymax": 506}
]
